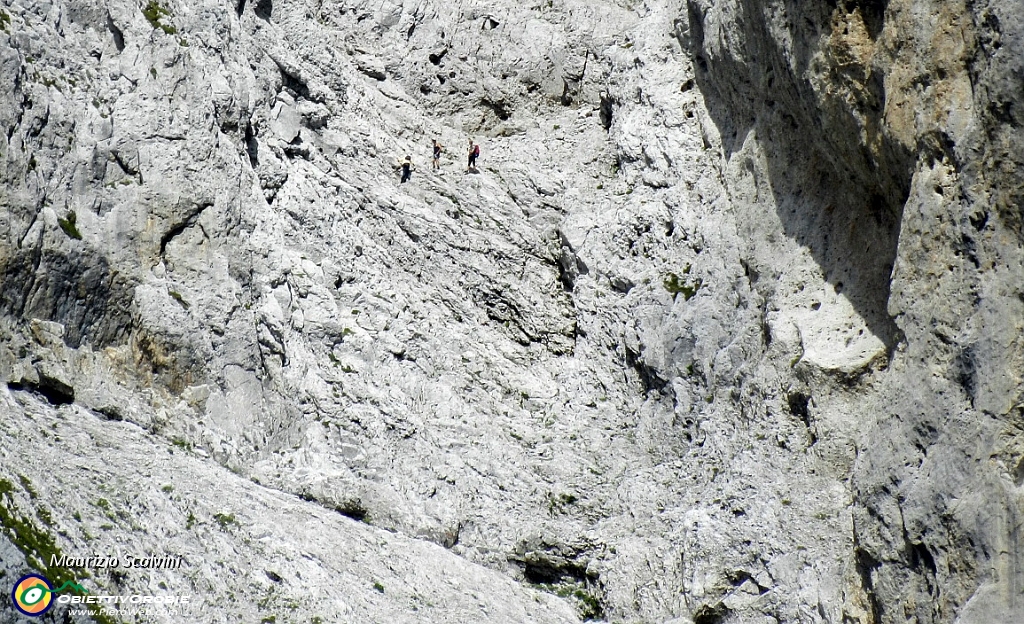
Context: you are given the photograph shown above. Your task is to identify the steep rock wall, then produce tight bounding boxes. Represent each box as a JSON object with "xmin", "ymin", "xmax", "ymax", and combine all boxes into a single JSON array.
[
  {"xmin": 685, "ymin": 0, "xmax": 1024, "ymax": 621},
  {"xmin": 0, "ymin": 0, "xmax": 1021, "ymax": 622}
]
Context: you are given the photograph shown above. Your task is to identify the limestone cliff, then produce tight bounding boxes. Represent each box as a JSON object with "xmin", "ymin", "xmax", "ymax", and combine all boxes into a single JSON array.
[
  {"xmin": 0, "ymin": 0, "xmax": 1020, "ymax": 622},
  {"xmin": 684, "ymin": 1, "xmax": 1024, "ymax": 621}
]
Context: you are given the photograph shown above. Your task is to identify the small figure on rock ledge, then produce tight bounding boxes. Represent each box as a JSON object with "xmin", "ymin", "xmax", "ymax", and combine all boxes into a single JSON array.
[
  {"xmin": 467, "ymin": 139, "xmax": 480, "ymax": 172},
  {"xmin": 432, "ymin": 139, "xmax": 444, "ymax": 170},
  {"xmin": 397, "ymin": 155, "xmax": 413, "ymax": 183}
]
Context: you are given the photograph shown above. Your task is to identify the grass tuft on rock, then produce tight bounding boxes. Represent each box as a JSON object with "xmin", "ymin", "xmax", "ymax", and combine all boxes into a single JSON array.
[
  {"xmin": 663, "ymin": 266, "xmax": 702, "ymax": 301},
  {"xmin": 168, "ymin": 290, "xmax": 190, "ymax": 310},
  {"xmin": 214, "ymin": 512, "xmax": 239, "ymax": 530},
  {"xmin": 535, "ymin": 582, "xmax": 604, "ymax": 621},
  {"xmin": 58, "ymin": 211, "xmax": 82, "ymax": 240},
  {"xmin": 142, "ymin": 1, "xmax": 177, "ymax": 35}
]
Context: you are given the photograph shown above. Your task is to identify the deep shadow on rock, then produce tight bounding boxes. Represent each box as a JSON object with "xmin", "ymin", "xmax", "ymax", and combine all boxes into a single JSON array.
[
  {"xmin": 0, "ymin": 243, "xmax": 135, "ymax": 348},
  {"xmin": 684, "ymin": 0, "xmax": 913, "ymax": 352}
]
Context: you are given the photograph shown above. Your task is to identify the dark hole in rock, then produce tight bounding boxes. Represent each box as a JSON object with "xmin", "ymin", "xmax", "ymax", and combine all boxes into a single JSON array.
[
  {"xmin": 599, "ymin": 93, "xmax": 614, "ymax": 130},
  {"xmin": 692, "ymin": 602, "xmax": 730, "ymax": 624},
  {"xmin": 244, "ymin": 121, "xmax": 259, "ymax": 168},
  {"xmin": 969, "ymin": 210, "xmax": 989, "ymax": 231},
  {"xmin": 278, "ymin": 66, "xmax": 310, "ymax": 101},
  {"xmin": 428, "ymin": 48, "xmax": 447, "ymax": 65},
  {"xmin": 787, "ymin": 392, "xmax": 815, "ymax": 444},
  {"xmin": 855, "ymin": 546, "xmax": 883, "ymax": 623},
  {"xmin": 254, "ymin": 0, "xmax": 272, "ymax": 20},
  {"xmin": 335, "ymin": 500, "xmax": 368, "ymax": 522},
  {"xmin": 482, "ymin": 98, "xmax": 511, "ymax": 121},
  {"xmin": 8, "ymin": 375, "xmax": 75, "ymax": 406},
  {"xmin": 909, "ymin": 541, "xmax": 937, "ymax": 576},
  {"xmin": 787, "ymin": 392, "xmax": 811, "ymax": 421}
]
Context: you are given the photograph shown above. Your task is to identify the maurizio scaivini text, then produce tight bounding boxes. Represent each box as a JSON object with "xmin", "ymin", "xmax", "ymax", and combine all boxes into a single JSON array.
[{"xmin": 49, "ymin": 554, "xmax": 185, "ymax": 569}]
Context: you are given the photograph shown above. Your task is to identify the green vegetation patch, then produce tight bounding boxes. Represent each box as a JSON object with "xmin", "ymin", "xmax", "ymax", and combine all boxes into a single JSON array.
[
  {"xmin": 663, "ymin": 265, "xmax": 702, "ymax": 301},
  {"xmin": 18, "ymin": 475, "xmax": 38, "ymax": 499},
  {"xmin": 213, "ymin": 512, "xmax": 239, "ymax": 530},
  {"xmin": 168, "ymin": 290, "xmax": 190, "ymax": 310},
  {"xmin": 535, "ymin": 582, "xmax": 604, "ymax": 621},
  {"xmin": 0, "ymin": 478, "xmax": 119, "ymax": 623},
  {"xmin": 142, "ymin": 1, "xmax": 177, "ymax": 35},
  {"xmin": 58, "ymin": 211, "xmax": 82, "ymax": 240}
]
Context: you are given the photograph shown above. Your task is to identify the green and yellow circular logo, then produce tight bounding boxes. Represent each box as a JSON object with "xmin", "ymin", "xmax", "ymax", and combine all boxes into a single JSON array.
[{"xmin": 11, "ymin": 573, "xmax": 53, "ymax": 617}]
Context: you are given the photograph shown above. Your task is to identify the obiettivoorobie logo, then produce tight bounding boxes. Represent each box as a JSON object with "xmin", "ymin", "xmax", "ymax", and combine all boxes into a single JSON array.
[
  {"xmin": 11, "ymin": 573, "xmax": 52, "ymax": 617},
  {"xmin": 11, "ymin": 573, "xmax": 88, "ymax": 617}
]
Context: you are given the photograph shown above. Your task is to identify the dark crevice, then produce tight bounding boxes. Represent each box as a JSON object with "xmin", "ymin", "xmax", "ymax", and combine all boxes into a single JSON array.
[
  {"xmin": 106, "ymin": 14, "xmax": 125, "ymax": 52},
  {"xmin": 692, "ymin": 602, "xmax": 730, "ymax": 624},
  {"xmin": 918, "ymin": 129, "xmax": 958, "ymax": 168},
  {"xmin": 244, "ymin": 120, "xmax": 259, "ymax": 168},
  {"xmin": 787, "ymin": 391, "xmax": 816, "ymax": 444},
  {"xmin": 624, "ymin": 344, "xmax": 669, "ymax": 396},
  {"xmin": 909, "ymin": 541, "xmax": 937, "ymax": 577},
  {"xmin": 969, "ymin": 209, "xmax": 989, "ymax": 232},
  {"xmin": 481, "ymin": 97, "xmax": 512, "ymax": 121},
  {"xmin": 8, "ymin": 375, "xmax": 75, "ymax": 406},
  {"xmin": 560, "ymin": 80, "xmax": 574, "ymax": 106},
  {"xmin": 954, "ymin": 345, "xmax": 977, "ymax": 406},
  {"xmin": 599, "ymin": 91, "xmax": 614, "ymax": 130},
  {"xmin": 159, "ymin": 202, "xmax": 214, "ymax": 257},
  {"xmin": 110, "ymin": 149, "xmax": 138, "ymax": 176},
  {"xmin": 847, "ymin": 0, "xmax": 888, "ymax": 39},
  {"xmin": 280, "ymin": 71, "xmax": 310, "ymax": 101},
  {"xmin": 553, "ymin": 231, "xmax": 588, "ymax": 291},
  {"xmin": 428, "ymin": 48, "xmax": 447, "ymax": 65},
  {"xmin": 514, "ymin": 555, "xmax": 595, "ymax": 586},
  {"xmin": 253, "ymin": 0, "xmax": 272, "ymax": 21},
  {"xmin": 854, "ymin": 543, "xmax": 883, "ymax": 623}
]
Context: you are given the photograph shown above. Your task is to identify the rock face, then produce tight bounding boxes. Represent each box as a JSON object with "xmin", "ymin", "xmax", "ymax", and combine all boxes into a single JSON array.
[
  {"xmin": 684, "ymin": 1, "xmax": 1024, "ymax": 622},
  {"xmin": 0, "ymin": 0, "xmax": 1020, "ymax": 622}
]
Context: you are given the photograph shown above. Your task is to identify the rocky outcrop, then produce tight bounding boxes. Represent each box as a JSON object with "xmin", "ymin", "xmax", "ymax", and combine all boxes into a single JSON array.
[
  {"xmin": 685, "ymin": 0, "xmax": 1024, "ymax": 621},
  {"xmin": 0, "ymin": 0, "xmax": 1020, "ymax": 622}
]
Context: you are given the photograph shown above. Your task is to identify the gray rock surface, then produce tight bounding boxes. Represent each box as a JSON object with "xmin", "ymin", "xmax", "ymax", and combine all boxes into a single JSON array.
[{"xmin": 0, "ymin": 0, "xmax": 1021, "ymax": 622}]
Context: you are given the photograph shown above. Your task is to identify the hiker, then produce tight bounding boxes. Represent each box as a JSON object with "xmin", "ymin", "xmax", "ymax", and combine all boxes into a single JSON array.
[
  {"xmin": 432, "ymin": 139, "xmax": 443, "ymax": 170},
  {"xmin": 398, "ymin": 155, "xmax": 413, "ymax": 183},
  {"xmin": 467, "ymin": 140, "xmax": 480, "ymax": 171}
]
